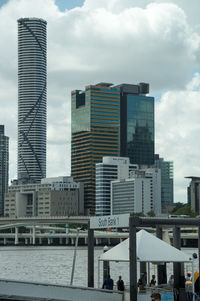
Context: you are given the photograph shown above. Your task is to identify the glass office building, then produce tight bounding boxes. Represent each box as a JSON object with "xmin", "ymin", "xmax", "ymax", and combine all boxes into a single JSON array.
[
  {"xmin": 71, "ymin": 83, "xmax": 120, "ymax": 215},
  {"xmin": 153, "ymin": 154, "xmax": 174, "ymax": 210},
  {"xmin": 17, "ymin": 18, "xmax": 47, "ymax": 183},
  {"xmin": 118, "ymin": 83, "xmax": 154, "ymax": 166},
  {"xmin": 0, "ymin": 125, "xmax": 9, "ymax": 215}
]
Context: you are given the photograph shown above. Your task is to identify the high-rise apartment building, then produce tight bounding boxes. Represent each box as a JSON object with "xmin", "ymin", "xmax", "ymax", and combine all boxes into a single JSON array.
[
  {"xmin": 71, "ymin": 83, "xmax": 120, "ymax": 214},
  {"xmin": 17, "ymin": 18, "xmax": 47, "ymax": 184},
  {"xmin": 118, "ymin": 83, "xmax": 154, "ymax": 166},
  {"xmin": 96, "ymin": 157, "xmax": 138, "ymax": 216},
  {"xmin": 0, "ymin": 125, "xmax": 9, "ymax": 215},
  {"xmin": 153, "ymin": 154, "xmax": 174, "ymax": 210}
]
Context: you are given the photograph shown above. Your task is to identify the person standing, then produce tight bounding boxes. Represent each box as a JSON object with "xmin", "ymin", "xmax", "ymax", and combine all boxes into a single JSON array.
[
  {"xmin": 116, "ymin": 275, "xmax": 125, "ymax": 291},
  {"xmin": 150, "ymin": 275, "xmax": 156, "ymax": 286},
  {"xmin": 102, "ymin": 274, "xmax": 114, "ymax": 290}
]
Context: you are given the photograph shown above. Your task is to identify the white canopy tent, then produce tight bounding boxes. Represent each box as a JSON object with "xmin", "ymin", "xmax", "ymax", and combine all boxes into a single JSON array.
[
  {"xmin": 98, "ymin": 230, "xmax": 195, "ymax": 299},
  {"xmin": 99, "ymin": 229, "xmax": 192, "ymax": 263}
]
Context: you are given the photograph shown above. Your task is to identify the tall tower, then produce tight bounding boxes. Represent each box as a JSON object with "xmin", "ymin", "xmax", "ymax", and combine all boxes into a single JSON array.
[
  {"xmin": 118, "ymin": 83, "xmax": 154, "ymax": 166},
  {"xmin": 0, "ymin": 125, "xmax": 9, "ymax": 215},
  {"xmin": 17, "ymin": 18, "xmax": 47, "ymax": 183},
  {"xmin": 71, "ymin": 83, "xmax": 120, "ymax": 215}
]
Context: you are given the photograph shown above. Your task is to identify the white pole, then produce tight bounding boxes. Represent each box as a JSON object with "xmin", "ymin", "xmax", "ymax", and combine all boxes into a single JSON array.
[
  {"xmin": 98, "ymin": 258, "xmax": 100, "ymax": 288},
  {"xmin": 192, "ymin": 260, "xmax": 195, "ymax": 301},
  {"xmin": 70, "ymin": 228, "xmax": 80, "ymax": 285}
]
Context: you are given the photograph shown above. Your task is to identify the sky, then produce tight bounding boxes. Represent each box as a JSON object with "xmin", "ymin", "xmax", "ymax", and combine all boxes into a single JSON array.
[{"xmin": 0, "ymin": 0, "xmax": 200, "ymax": 203}]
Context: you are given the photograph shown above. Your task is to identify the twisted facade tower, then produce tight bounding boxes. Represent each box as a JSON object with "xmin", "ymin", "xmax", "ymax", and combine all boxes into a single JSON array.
[{"xmin": 18, "ymin": 18, "xmax": 47, "ymax": 183}]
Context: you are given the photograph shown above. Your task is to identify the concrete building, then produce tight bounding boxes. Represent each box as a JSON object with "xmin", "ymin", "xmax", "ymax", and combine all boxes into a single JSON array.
[
  {"xmin": 17, "ymin": 18, "xmax": 47, "ymax": 184},
  {"xmin": 0, "ymin": 125, "xmax": 9, "ymax": 216},
  {"xmin": 4, "ymin": 177, "xmax": 84, "ymax": 217},
  {"xmin": 96, "ymin": 156, "xmax": 138, "ymax": 216},
  {"xmin": 153, "ymin": 154, "xmax": 174, "ymax": 211},
  {"xmin": 111, "ymin": 168, "xmax": 161, "ymax": 216},
  {"xmin": 186, "ymin": 176, "xmax": 200, "ymax": 215}
]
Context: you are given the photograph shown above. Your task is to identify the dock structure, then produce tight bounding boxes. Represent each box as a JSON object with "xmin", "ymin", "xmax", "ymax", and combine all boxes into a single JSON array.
[
  {"xmin": 0, "ymin": 279, "xmax": 123, "ymax": 301},
  {"xmin": 88, "ymin": 216, "xmax": 200, "ymax": 301}
]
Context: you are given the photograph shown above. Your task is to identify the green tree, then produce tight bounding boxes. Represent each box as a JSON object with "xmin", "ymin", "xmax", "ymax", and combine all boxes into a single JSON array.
[
  {"xmin": 146, "ymin": 210, "xmax": 155, "ymax": 217},
  {"xmin": 131, "ymin": 212, "xmax": 145, "ymax": 217},
  {"xmin": 172, "ymin": 205, "xmax": 196, "ymax": 217},
  {"xmin": 171, "ymin": 202, "xmax": 185, "ymax": 213}
]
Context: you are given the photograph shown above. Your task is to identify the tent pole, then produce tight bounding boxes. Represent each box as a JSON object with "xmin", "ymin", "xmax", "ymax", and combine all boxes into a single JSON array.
[
  {"xmin": 98, "ymin": 258, "xmax": 100, "ymax": 288},
  {"xmin": 148, "ymin": 262, "xmax": 150, "ymax": 285}
]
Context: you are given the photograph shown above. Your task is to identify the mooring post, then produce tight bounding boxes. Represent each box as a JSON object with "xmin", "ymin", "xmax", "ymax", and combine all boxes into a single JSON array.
[
  {"xmin": 156, "ymin": 226, "xmax": 167, "ymax": 284},
  {"xmin": 173, "ymin": 226, "xmax": 185, "ymax": 300},
  {"xmin": 129, "ymin": 216, "xmax": 138, "ymax": 301},
  {"xmin": 88, "ymin": 221, "xmax": 94, "ymax": 287}
]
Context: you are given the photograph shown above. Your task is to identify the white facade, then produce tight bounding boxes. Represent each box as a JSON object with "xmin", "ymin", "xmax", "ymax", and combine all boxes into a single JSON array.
[
  {"xmin": 95, "ymin": 156, "xmax": 138, "ymax": 216},
  {"xmin": 111, "ymin": 169, "xmax": 161, "ymax": 215}
]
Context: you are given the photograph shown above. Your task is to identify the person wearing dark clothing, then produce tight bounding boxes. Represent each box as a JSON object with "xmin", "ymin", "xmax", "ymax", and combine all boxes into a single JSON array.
[
  {"xmin": 116, "ymin": 275, "xmax": 125, "ymax": 291},
  {"xmin": 150, "ymin": 275, "xmax": 156, "ymax": 286},
  {"xmin": 102, "ymin": 274, "xmax": 114, "ymax": 290}
]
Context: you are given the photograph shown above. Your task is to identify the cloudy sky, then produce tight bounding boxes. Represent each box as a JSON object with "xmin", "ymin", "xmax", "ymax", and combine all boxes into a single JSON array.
[{"xmin": 0, "ymin": 0, "xmax": 200, "ymax": 203}]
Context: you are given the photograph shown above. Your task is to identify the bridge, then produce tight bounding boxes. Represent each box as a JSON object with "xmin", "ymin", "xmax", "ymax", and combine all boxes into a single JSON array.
[
  {"xmin": 0, "ymin": 216, "xmax": 129, "ymax": 246},
  {"xmin": 0, "ymin": 216, "xmax": 90, "ymax": 225}
]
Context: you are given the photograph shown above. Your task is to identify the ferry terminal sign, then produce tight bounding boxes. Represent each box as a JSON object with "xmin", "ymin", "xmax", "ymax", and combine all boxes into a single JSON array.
[{"xmin": 90, "ymin": 213, "xmax": 130, "ymax": 229}]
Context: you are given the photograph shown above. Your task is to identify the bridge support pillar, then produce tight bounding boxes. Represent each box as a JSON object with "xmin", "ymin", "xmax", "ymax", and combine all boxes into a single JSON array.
[
  {"xmin": 32, "ymin": 225, "xmax": 36, "ymax": 245},
  {"xmin": 39, "ymin": 238, "xmax": 42, "ymax": 245},
  {"xmin": 59, "ymin": 238, "xmax": 63, "ymax": 245},
  {"xmin": 72, "ymin": 238, "xmax": 75, "ymax": 245},
  {"xmin": 108, "ymin": 238, "xmax": 111, "ymax": 245},
  {"xmin": 65, "ymin": 224, "xmax": 69, "ymax": 234},
  {"xmin": 84, "ymin": 237, "xmax": 88, "ymax": 245},
  {"xmin": 65, "ymin": 238, "xmax": 69, "ymax": 245},
  {"xmin": 4, "ymin": 238, "xmax": 7, "ymax": 245},
  {"xmin": 25, "ymin": 238, "xmax": 28, "ymax": 245},
  {"xmin": 15, "ymin": 227, "xmax": 19, "ymax": 245},
  {"xmin": 48, "ymin": 238, "xmax": 51, "ymax": 245}
]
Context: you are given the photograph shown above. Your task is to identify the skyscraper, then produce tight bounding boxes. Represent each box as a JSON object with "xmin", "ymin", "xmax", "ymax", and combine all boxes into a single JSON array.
[
  {"xmin": 71, "ymin": 83, "xmax": 120, "ymax": 214},
  {"xmin": 118, "ymin": 83, "xmax": 154, "ymax": 166},
  {"xmin": 17, "ymin": 18, "xmax": 47, "ymax": 183},
  {"xmin": 0, "ymin": 125, "xmax": 9, "ymax": 215},
  {"xmin": 153, "ymin": 154, "xmax": 174, "ymax": 210}
]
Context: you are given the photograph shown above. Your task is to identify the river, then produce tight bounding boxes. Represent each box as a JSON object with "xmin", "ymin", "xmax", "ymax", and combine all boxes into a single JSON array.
[{"xmin": 0, "ymin": 246, "xmax": 198, "ymax": 288}]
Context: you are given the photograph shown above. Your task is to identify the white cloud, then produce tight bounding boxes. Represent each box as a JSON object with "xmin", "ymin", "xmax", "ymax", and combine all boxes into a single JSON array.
[
  {"xmin": 0, "ymin": 0, "xmax": 200, "ymax": 203},
  {"xmin": 156, "ymin": 72, "xmax": 200, "ymax": 202}
]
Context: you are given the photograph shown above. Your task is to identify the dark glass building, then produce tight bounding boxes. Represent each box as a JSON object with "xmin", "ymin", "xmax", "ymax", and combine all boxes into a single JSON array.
[
  {"xmin": 17, "ymin": 18, "xmax": 47, "ymax": 183},
  {"xmin": 0, "ymin": 125, "xmax": 9, "ymax": 215},
  {"xmin": 118, "ymin": 83, "xmax": 154, "ymax": 166},
  {"xmin": 71, "ymin": 83, "xmax": 120, "ymax": 215}
]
